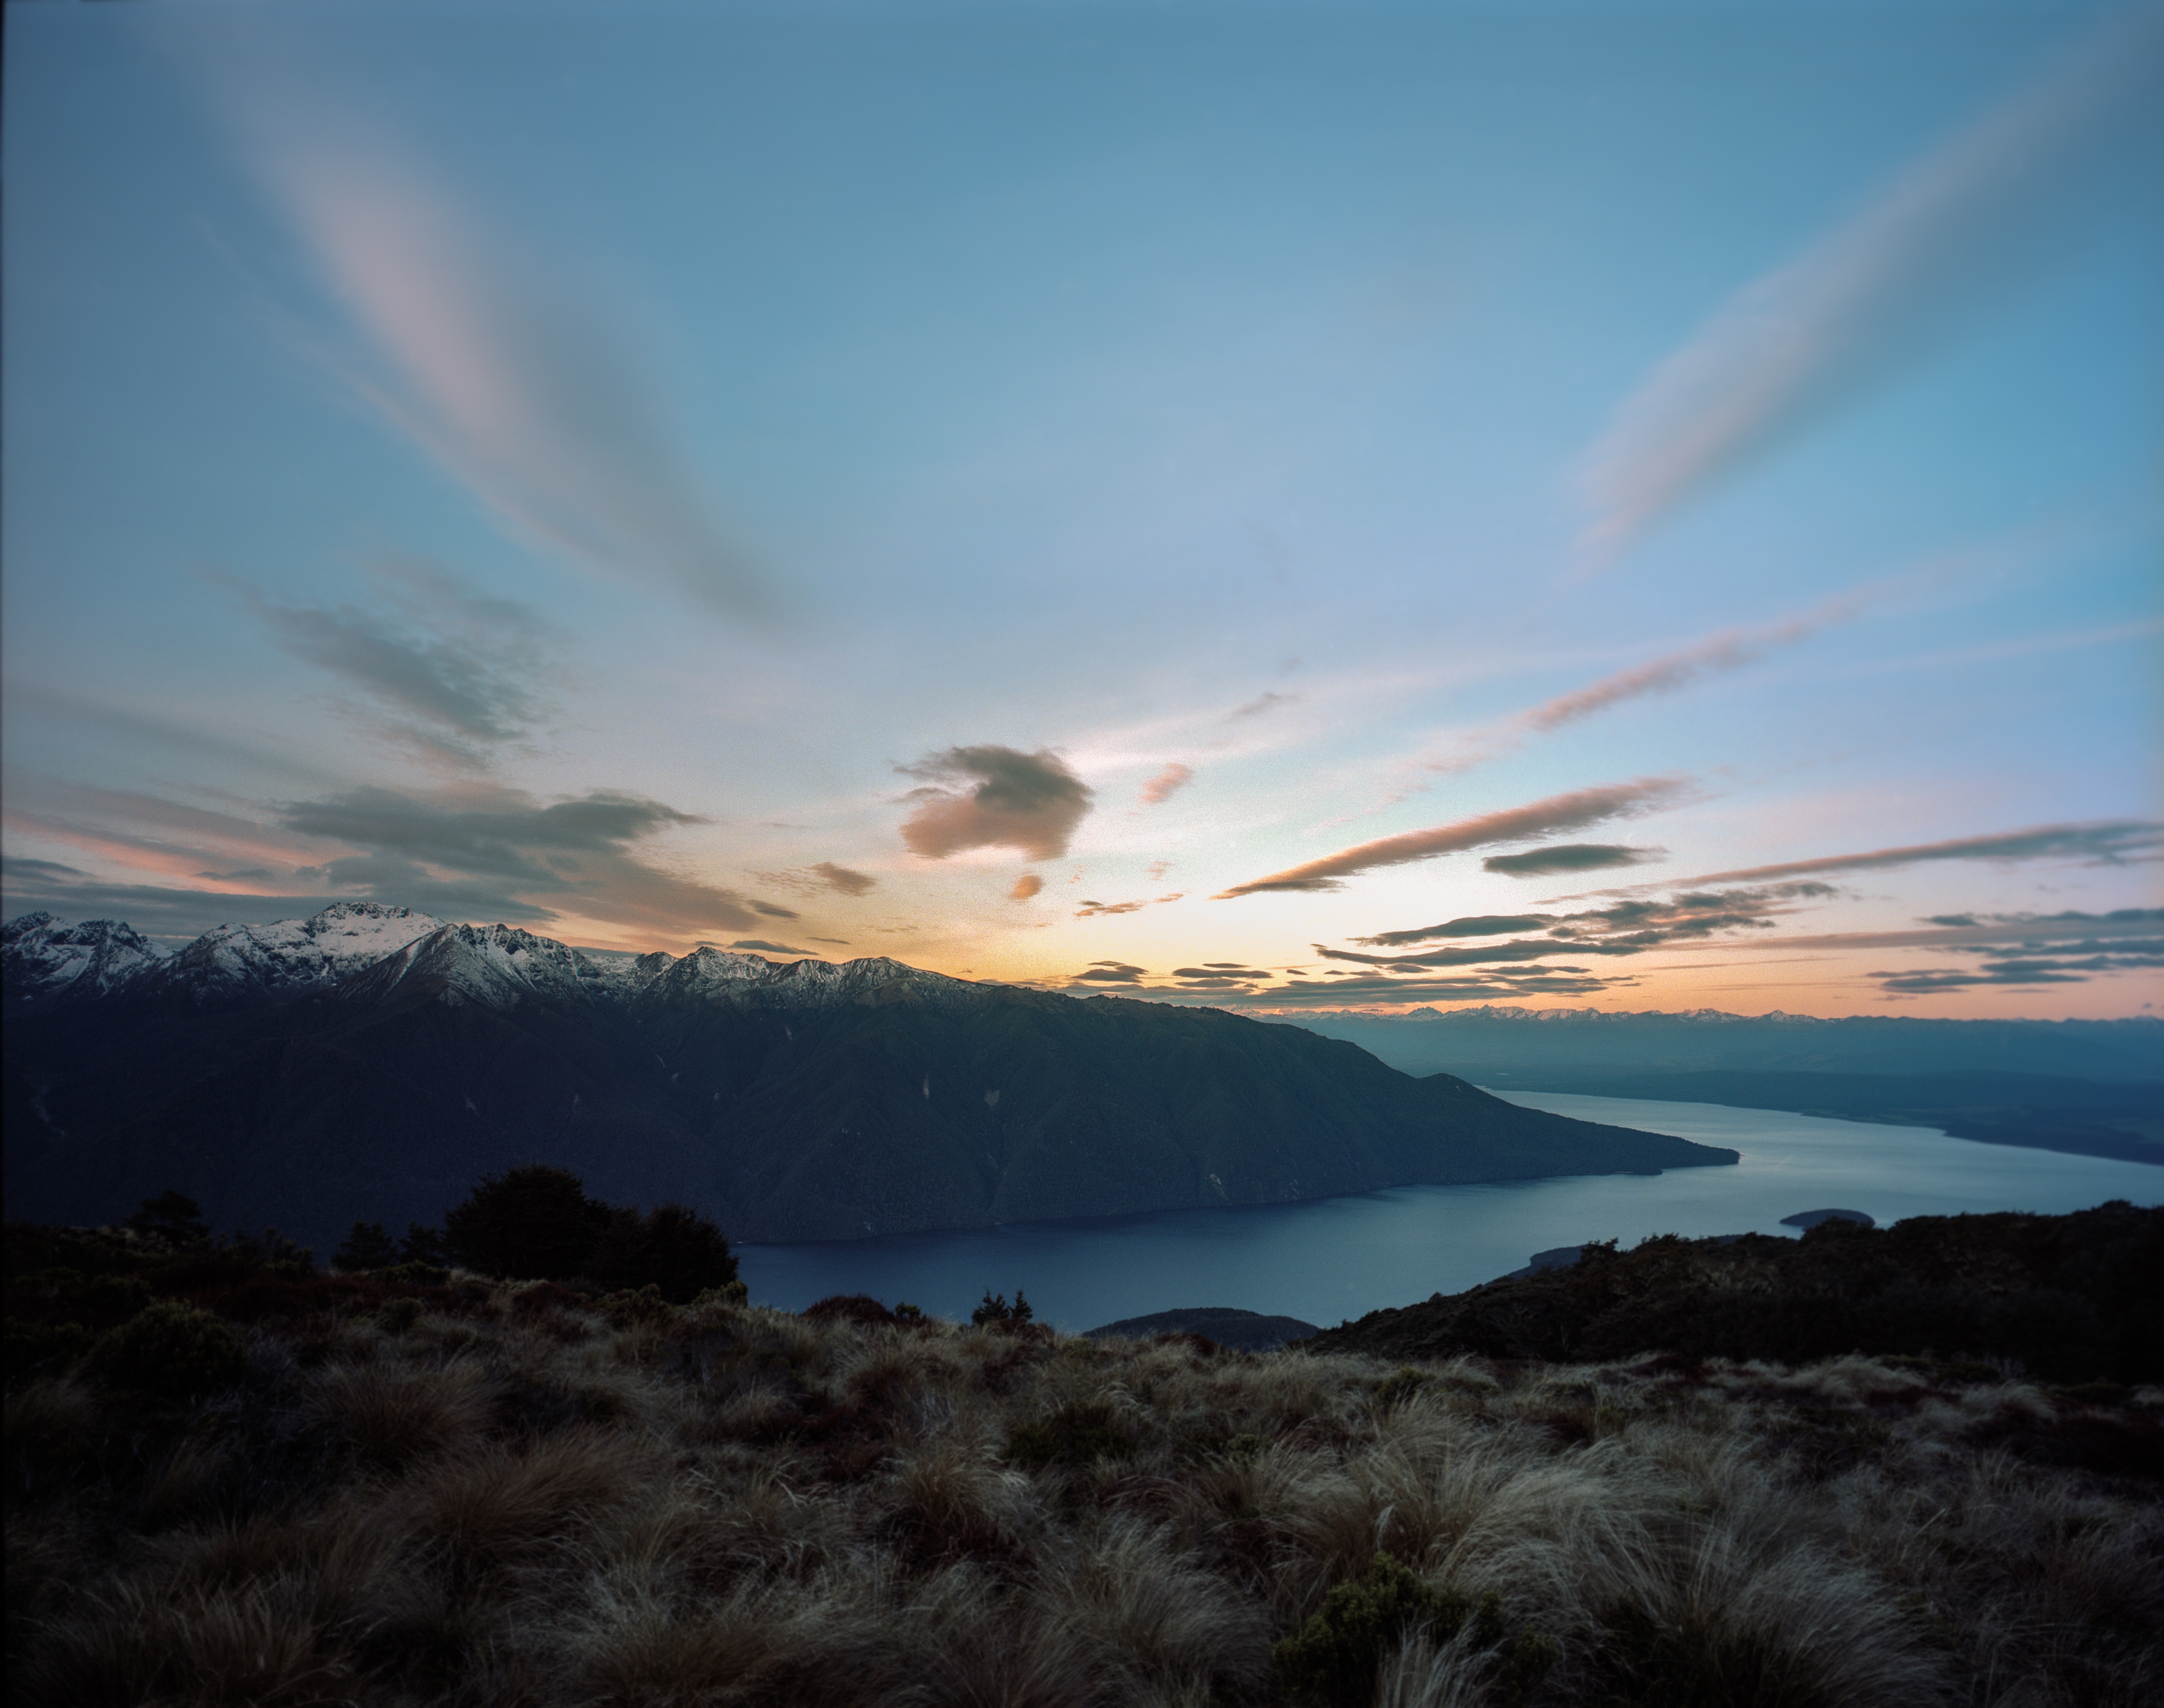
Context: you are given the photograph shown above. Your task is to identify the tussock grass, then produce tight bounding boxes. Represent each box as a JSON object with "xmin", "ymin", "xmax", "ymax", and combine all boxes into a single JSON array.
[{"xmin": 6, "ymin": 1279, "xmax": 2161, "ymax": 1707}]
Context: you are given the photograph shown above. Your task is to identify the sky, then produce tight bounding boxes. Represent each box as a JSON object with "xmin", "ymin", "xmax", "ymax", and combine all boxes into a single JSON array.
[{"xmin": 3, "ymin": 0, "xmax": 2160, "ymax": 1019}]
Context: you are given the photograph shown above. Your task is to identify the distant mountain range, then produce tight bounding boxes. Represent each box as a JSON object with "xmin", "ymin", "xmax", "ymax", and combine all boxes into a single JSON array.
[
  {"xmin": 2, "ymin": 904, "xmax": 1734, "ymax": 1249},
  {"xmin": 1297, "ymin": 1007, "xmax": 2164, "ymax": 1166}
]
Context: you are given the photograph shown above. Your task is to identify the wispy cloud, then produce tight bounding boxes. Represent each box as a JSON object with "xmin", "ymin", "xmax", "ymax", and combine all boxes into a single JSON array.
[
  {"xmin": 1231, "ymin": 692, "xmax": 1298, "ymax": 720},
  {"xmin": 730, "ymin": 939, "xmax": 819, "ymax": 958},
  {"xmin": 1328, "ymin": 882, "xmax": 1835, "ymax": 969},
  {"xmin": 1138, "ymin": 763, "xmax": 1194, "ymax": 806},
  {"xmin": 898, "ymin": 746, "xmax": 1093, "ymax": 861},
  {"xmin": 811, "ymin": 862, "xmax": 876, "ymax": 897},
  {"xmin": 234, "ymin": 95, "xmax": 763, "ymax": 612},
  {"xmin": 1424, "ymin": 604, "xmax": 1858, "ymax": 779},
  {"xmin": 278, "ymin": 783, "xmax": 778, "ymax": 934},
  {"xmin": 1076, "ymin": 893, "xmax": 1183, "ymax": 918},
  {"xmin": 1216, "ymin": 776, "xmax": 1693, "ymax": 897},
  {"xmin": 1681, "ymin": 821, "xmax": 2162, "ymax": 886},
  {"xmin": 1009, "ymin": 874, "xmax": 1044, "ymax": 902},
  {"xmin": 237, "ymin": 561, "xmax": 557, "ymax": 766},
  {"xmin": 1577, "ymin": 8, "xmax": 2164, "ymax": 559},
  {"xmin": 1071, "ymin": 960, "xmax": 1146, "ymax": 984},
  {"xmin": 1484, "ymin": 844, "xmax": 1664, "ymax": 878}
]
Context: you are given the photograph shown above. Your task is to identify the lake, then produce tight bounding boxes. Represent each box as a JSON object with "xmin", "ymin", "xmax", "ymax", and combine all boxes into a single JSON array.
[{"xmin": 734, "ymin": 1092, "xmax": 2164, "ymax": 1333}]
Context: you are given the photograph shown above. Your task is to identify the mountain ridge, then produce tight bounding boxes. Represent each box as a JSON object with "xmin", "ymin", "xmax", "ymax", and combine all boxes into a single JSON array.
[{"xmin": 3, "ymin": 905, "xmax": 1737, "ymax": 1249}]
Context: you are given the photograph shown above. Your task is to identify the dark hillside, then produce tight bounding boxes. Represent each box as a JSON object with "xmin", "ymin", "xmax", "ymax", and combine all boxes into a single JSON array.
[
  {"xmin": 3, "ymin": 964, "xmax": 1734, "ymax": 1248},
  {"xmin": 1300, "ymin": 1201, "xmax": 2164, "ymax": 1384}
]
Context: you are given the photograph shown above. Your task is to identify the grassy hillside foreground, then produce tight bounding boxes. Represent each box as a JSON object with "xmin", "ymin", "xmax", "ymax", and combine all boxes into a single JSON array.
[{"xmin": 7, "ymin": 1230, "xmax": 2163, "ymax": 1707}]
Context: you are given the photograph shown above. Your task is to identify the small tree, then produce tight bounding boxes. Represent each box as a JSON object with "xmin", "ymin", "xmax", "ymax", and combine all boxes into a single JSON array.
[
  {"xmin": 972, "ymin": 1288, "xmax": 1034, "ymax": 1326},
  {"xmin": 400, "ymin": 1223, "xmax": 451, "ymax": 1265},
  {"xmin": 333, "ymin": 1221, "xmax": 400, "ymax": 1271},
  {"xmin": 587, "ymin": 1202, "xmax": 738, "ymax": 1304},
  {"xmin": 125, "ymin": 1189, "xmax": 209, "ymax": 1246},
  {"xmin": 442, "ymin": 1165, "xmax": 609, "ymax": 1280}
]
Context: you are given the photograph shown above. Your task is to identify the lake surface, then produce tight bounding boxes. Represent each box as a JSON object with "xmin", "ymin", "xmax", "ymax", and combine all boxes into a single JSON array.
[{"xmin": 735, "ymin": 1093, "xmax": 2164, "ymax": 1333}]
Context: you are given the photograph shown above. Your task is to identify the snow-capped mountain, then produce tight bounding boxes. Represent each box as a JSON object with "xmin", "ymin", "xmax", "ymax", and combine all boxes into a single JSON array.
[
  {"xmin": 630, "ymin": 943, "xmax": 982, "ymax": 1013},
  {"xmin": 338, "ymin": 920, "xmax": 626, "ymax": 1012},
  {"xmin": 2, "ymin": 913, "xmax": 165, "ymax": 1009},
  {"xmin": 122, "ymin": 902, "xmax": 446, "ymax": 1007}
]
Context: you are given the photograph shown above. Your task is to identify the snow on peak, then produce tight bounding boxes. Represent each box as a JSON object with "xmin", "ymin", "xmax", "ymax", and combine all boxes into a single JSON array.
[
  {"xmin": 344, "ymin": 921, "xmax": 603, "ymax": 1012},
  {"xmin": 133, "ymin": 903, "xmax": 446, "ymax": 1005},
  {"xmin": 2, "ymin": 912, "xmax": 166, "ymax": 1007}
]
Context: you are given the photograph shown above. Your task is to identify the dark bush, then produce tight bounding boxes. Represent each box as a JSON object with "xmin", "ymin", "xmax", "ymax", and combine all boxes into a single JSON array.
[
  {"xmin": 1270, "ymin": 1555, "xmax": 1555, "ymax": 1708},
  {"xmin": 1005, "ymin": 1402, "xmax": 1136, "ymax": 1470},
  {"xmin": 601, "ymin": 1284, "xmax": 674, "ymax": 1328},
  {"xmin": 85, "ymin": 1302, "xmax": 245, "ymax": 1399},
  {"xmin": 125, "ymin": 1190, "xmax": 209, "ymax": 1246},
  {"xmin": 805, "ymin": 1293, "xmax": 898, "ymax": 1327},
  {"xmin": 333, "ymin": 1221, "xmax": 400, "ymax": 1271},
  {"xmin": 377, "ymin": 1260, "xmax": 451, "ymax": 1288},
  {"xmin": 587, "ymin": 1202, "xmax": 738, "ymax": 1304},
  {"xmin": 5, "ymin": 1320, "xmax": 98, "ymax": 1378},
  {"xmin": 442, "ymin": 1166, "xmax": 610, "ymax": 1281},
  {"xmin": 400, "ymin": 1223, "xmax": 451, "ymax": 1265},
  {"xmin": 972, "ymin": 1288, "xmax": 1034, "ymax": 1326}
]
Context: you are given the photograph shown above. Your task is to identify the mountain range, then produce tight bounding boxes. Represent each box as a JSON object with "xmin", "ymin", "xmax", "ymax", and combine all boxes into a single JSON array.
[
  {"xmin": 1296, "ymin": 1007, "xmax": 2164, "ymax": 1166},
  {"xmin": 2, "ymin": 904, "xmax": 1735, "ymax": 1249}
]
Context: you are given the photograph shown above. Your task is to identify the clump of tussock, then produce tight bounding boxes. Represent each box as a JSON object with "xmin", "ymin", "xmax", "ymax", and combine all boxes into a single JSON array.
[{"xmin": 8, "ymin": 1242, "xmax": 2163, "ymax": 1708}]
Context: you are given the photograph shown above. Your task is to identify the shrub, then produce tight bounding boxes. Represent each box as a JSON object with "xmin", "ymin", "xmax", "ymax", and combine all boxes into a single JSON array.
[
  {"xmin": 374, "ymin": 1298, "xmax": 426, "ymax": 1333},
  {"xmin": 377, "ymin": 1260, "xmax": 450, "ymax": 1289},
  {"xmin": 804, "ymin": 1294, "xmax": 898, "ymax": 1327},
  {"xmin": 332, "ymin": 1221, "xmax": 399, "ymax": 1271},
  {"xmin": 84, "ymin": 1302, "xmax": 244, "ymax": 1399},
  {"xmin": 1006, "ymin": 1402, "xmax": 1137, "ymax": 1470},
  {"xmin": 442, "ymin": 1166, "xmax": 610, "ymax": 1281},
  {"xmin": 972, "ymin": 1288, "xmax": 1034, "ymax": 1326},
  {"xmin": 400, "ymin": 1222, "xmax": 451, "ymax": 1265},
  {"xmin": 1273, "ymin": 1554, "xmax": 1474, "ymax": 1708},
  {"xmin": 5, "ymin": 1321, "xmax": 98, "ymax": 1377},
  {"xmin": 601, "ymin": 1285, "xmax": 674, "ymax": 1329},
  {"xmin": 587, "ymin": 1202, "xmax": 738, "ymax": 1303},
  {"xmin": 124, "ymin": 1189, "xmax": 209, "ymax": 1246},
  {"xmin": 692, "ymin": 1280, "xmax": 749, "ymax": 1309}
]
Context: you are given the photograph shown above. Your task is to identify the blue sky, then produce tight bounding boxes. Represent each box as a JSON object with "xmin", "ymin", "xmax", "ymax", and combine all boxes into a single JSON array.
[{"xmin": 4, "ymin": 0, "xmax": 2159, "ymax": 1016}]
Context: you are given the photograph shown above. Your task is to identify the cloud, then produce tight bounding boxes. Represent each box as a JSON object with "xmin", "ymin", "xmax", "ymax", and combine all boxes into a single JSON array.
[
  {"xmin": 1072, "ymin": 961, "xmax": 1146, "ymax": 984},
  {"xmin": 898, "ymin": 746, "xmax": 1093, "ymax": 860},
  {"xmin": 5, "ymin": 856, "xmax": 93, "ymax": 882},
  {"xmin": 0, "ymin": 876, "xmax": 362, "ymax": 944},
  {"xmin": 1577, "ymin": 9, "xmax": 2164, "ymax": 558},
  {"xmin": 1224, "ymin": 968, "xmax": 1635, "ymax": 1008},
  {"xmin": 275, "ymin": 783, "xmax": 777, "ymax": 935},
  {"xmin": 1232, "ymin": 692, "xmax": 1298, "ymax": 720},
  {"xmin": 239, "ymin": 105, "xmax": 762, "ymax": 611},
  {"xmin": 1866, "ymin": 907, "xmax": 2164, "ymax": 995},
  {"xmin": 811, "ymin": 862, "xmax": 877, "ymax": 897},
  {"xmin": 730, "ymin": 940, "xmax": 815, "ymax": 957},
  {"xmin": 1484, "ymin": 844, "xmax": 1665, "ymax": 878},
  {"xmin": 754, "ymin": 861, "xmax": 880, "ymax": 898},
  {"xmin": 1138, "ymin": 763, "xmax": 1194, "ymax": 806},
  {"xmin": 1076, "ymin": 893, "xmax": 1183, "ymax": 918},
  {"xmin": 1681, "ymin": 821, "xmax": 2162, "ymax": 886},
  {"xmin": 1425, "ymin": 605, "xmax": 1859, "ymax": 780},
  {"xmin": 1009, "ymin": 874, "xmax": 1044, "ymax": 902},
  {"xmin": 1327, "ymin": 882, "xmax": 1836, "ymax": 969},
  {"xmin": 237, "ymin": 562, "xmax": 556, "ymax": 764},
  {"xmin": 1217, "ymin": 777, "xmax": 1693, "ymax": 897},
  {"xmin": 749, "ymin": 900, "xmax": 799, "ymax": 920},
  {"xmin": 1876, "ymin": 942, "xmax": 2164, "ymax": 994},
  {"xmin": 1357, "ymin": 915, "xmax": 1552, "ymax": 947}
]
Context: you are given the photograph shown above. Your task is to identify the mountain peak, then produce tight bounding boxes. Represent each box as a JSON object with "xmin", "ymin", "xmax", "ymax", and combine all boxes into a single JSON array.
[{"xmin": 2, "ymin": 911, "xmax": 165, "ymax": 1009}]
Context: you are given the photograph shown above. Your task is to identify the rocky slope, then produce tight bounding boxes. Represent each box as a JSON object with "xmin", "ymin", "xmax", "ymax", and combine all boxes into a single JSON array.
[{"xmin": 2, "ymin": 906, "xmax": 1734, "ymax": 1248}]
